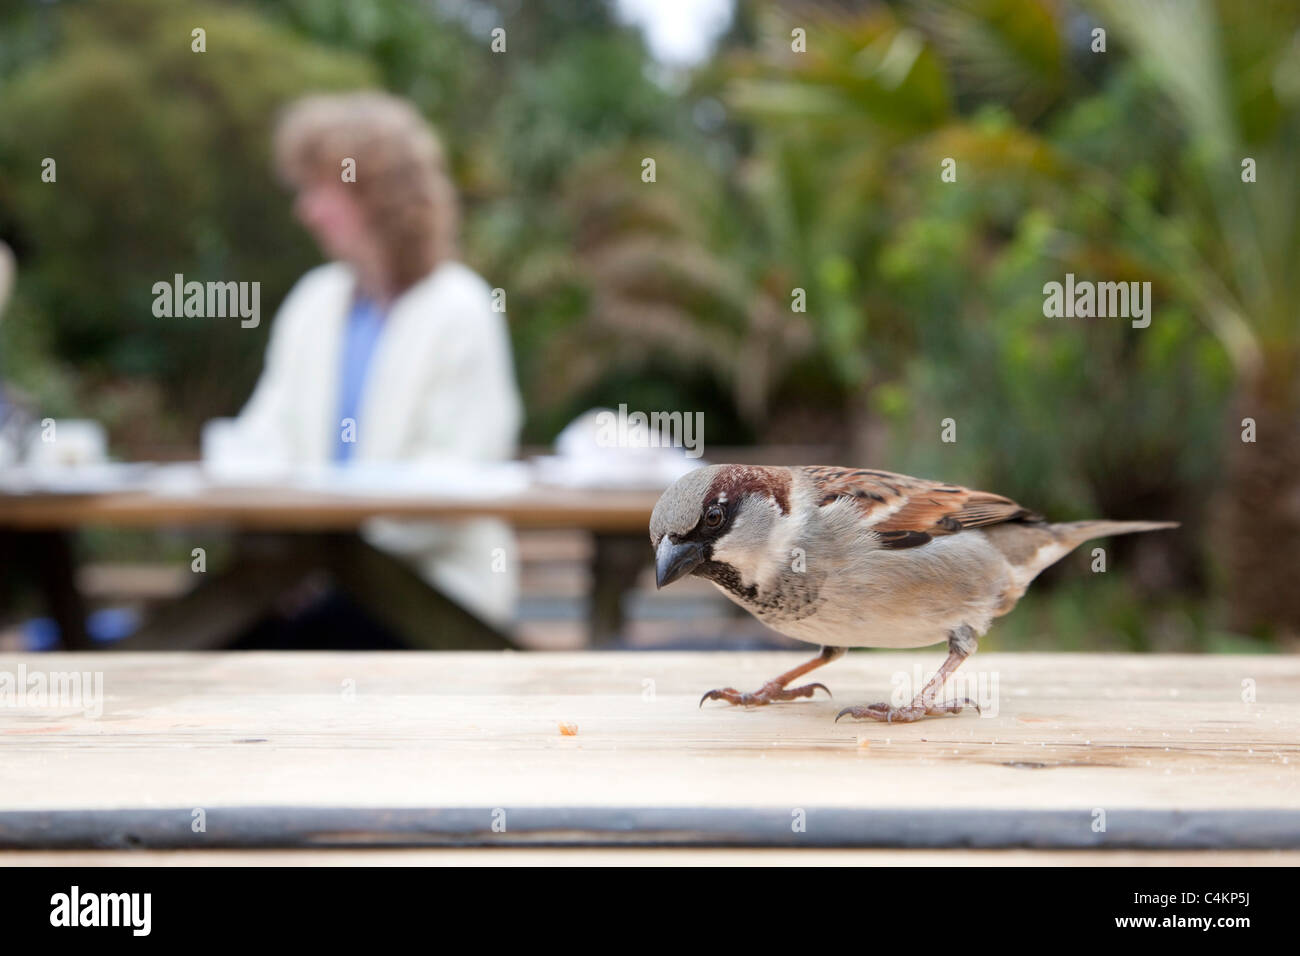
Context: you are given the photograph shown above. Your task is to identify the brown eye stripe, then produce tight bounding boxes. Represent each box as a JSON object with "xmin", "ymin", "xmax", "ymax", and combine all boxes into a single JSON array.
[{"xmin": 704, "ymin": 466, "xmax": 792, "ymax": 516}]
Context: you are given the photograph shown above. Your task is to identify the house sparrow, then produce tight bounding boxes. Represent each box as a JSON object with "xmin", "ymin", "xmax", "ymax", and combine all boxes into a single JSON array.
[{"xmin": 650, "ymin": 464, "xmax": 1177, "ymax": 723}]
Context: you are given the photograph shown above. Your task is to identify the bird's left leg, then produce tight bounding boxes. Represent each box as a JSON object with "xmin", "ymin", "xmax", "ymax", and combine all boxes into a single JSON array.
[
  {"xmin": 701, "ymin": 646, "xmax": 844, "ymax": 707},
  {"xmin": 836, "ymin": 625, "xmax": 982, "ymax": 723}
]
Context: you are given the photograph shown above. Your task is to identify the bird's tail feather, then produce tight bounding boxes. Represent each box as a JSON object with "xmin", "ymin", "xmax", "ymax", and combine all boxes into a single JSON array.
[{"xmin": 1050, "ymin": 520, "xmax": 1179, "ymax": 548}]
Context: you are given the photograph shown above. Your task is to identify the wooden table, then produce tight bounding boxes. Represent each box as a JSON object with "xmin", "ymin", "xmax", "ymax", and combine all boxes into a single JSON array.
[
  {"xmin": 0, "ymin": 484, "xmax": 661, "ymax": 649},
  {"xmin": 1, "ymin": 650, "xmax": 1297, "ymax": 861},
  {"xmin": 0, "ymin": 485, "xmax": 659, "ymax": 532}
]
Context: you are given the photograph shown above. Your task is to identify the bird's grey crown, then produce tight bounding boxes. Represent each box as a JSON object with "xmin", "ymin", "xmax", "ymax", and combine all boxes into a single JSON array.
[{"xmin": 649, "ymin": 464, "xmax": 725, "ymax": 544}]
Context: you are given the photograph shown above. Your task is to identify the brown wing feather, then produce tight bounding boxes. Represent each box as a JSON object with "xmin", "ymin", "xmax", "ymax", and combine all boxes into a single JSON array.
[{"xmin": 800, "ymin": 466, "xmax": 1041, "ymax": 548}]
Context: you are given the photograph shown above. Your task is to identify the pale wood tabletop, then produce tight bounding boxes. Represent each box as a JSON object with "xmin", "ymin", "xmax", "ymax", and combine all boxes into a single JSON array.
[{"xmin": 0, "ymin": 650, "xmax": 1297, "ymax": 855}]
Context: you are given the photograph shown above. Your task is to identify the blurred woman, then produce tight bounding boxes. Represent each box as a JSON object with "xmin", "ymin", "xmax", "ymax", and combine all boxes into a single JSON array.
[{"xmin": 229, "ymin": 92, "xmax": 522, "ymax": 633}]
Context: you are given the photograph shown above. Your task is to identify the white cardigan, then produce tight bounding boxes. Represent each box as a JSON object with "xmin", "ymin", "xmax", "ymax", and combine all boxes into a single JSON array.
[{"xmin": 231, "ymin": 260, "xmax": 524, "ymax": 628}]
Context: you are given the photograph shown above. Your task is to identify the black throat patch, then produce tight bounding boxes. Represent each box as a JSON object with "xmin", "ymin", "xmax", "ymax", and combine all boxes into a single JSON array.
[
  {"xmin": 697, "ymin": 560, "xmax": 758, "ymax": 602},
  {"xmin": 695, "ymin": 560, "xmax": 824, "ymax": 624}
]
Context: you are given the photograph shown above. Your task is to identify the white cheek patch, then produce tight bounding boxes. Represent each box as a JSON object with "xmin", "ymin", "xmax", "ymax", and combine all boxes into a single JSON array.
[
  {"xmin": 710, "ymin": 514, "xmax": 746, "ymax": 564},
  {"xmin": 708, "ymin": 500, "xmax": 791, "ymax": 590},
  {"xmin": 709, "ymin": 532, "xmax": 754, "ymax": 586}
]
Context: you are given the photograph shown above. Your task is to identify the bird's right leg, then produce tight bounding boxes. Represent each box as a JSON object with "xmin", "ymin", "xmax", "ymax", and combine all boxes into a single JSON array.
[
  {"xmin": 701, "ymin": 646, "xmax": 844, "ymax": 707},
  {"xmin": 835, "ymin": 625, "xmax": 982, "ymax": 723}
]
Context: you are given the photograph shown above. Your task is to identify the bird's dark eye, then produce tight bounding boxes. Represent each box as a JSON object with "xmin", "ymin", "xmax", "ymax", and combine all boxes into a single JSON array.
[{"xmin": 703, "ymin": 504, "xmax": 725, "ymax": 529}]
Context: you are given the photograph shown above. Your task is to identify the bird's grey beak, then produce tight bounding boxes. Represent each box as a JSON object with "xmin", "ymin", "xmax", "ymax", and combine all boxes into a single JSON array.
[{"xmin": 655, "ymin": 536, "xmax": 704, "ymax": 589}]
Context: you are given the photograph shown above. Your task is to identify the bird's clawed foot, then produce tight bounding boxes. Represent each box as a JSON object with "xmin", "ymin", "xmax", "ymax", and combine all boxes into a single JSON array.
[
  {"xmin": 834, "ymin": 697, "xmax": 980, "ymax": 723},
  {"xmin": 700, "ymin": 680, "xmax": 832, "ymax": 708}
]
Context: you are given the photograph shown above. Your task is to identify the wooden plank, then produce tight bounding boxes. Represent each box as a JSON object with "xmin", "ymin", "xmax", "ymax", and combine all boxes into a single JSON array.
[
  {"xmin": 0, "ymin": 652, "xmax": 1297, "ymax": 848},
  {"xmin": 0, "ymin": 806, "xmax": 1297, "ymax": 850},
  {"xmin": 0, "ymin": 486, "xmax": 660, "ymax": 532}
]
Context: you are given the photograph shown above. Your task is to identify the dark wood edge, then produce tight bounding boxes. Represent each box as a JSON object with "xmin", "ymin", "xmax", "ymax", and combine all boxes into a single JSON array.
[{"xmin": 1, "ymin": 807, "xmax": 1297, "ymax": 850}]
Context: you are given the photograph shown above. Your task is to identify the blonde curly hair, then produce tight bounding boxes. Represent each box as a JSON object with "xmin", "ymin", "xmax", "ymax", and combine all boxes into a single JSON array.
[{"xmin": 274, "ymin": 91, "xmax": 459, "ymax": 292}]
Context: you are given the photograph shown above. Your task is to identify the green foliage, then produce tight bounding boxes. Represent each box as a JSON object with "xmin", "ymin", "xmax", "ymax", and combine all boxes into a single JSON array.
[{"xmin": 0, "ymin": 0, "xmax": 374, "ymax": 430}]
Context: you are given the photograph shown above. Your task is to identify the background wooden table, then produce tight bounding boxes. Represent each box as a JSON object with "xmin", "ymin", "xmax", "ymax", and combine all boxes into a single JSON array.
[
  {"xmin": 0, "ymin": 485, "xmax": 660, "ymax": 532},
  {"xmin": 1, "ymin": 650, "xmax": 1297, "ymax": 862},
  {"xmin": 0, "ymin": 484, "xmax": 662, "ymax": 649}
]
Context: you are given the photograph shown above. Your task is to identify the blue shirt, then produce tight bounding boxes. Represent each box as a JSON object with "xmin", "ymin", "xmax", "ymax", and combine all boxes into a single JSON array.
[{"xmin": 334, "ymin": 296, "xmax": 387, "ymax": 462}]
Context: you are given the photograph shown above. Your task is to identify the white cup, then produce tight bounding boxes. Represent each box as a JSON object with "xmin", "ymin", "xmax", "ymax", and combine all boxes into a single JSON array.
[
  {"xmin": 25, "ymin": 419, "xmax": 108, "ymax": 468},
  {"xmin": 201, "ymin": 417, "xmax": 289, "ymax": 484}
]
